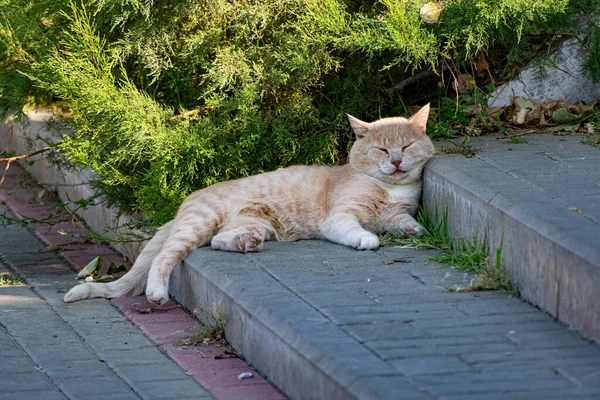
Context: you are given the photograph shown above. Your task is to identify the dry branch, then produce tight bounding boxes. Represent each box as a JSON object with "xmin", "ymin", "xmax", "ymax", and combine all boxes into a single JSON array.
[{"xmin": 0, "ymin": 147, "xmax": 50, "ymax": 185}]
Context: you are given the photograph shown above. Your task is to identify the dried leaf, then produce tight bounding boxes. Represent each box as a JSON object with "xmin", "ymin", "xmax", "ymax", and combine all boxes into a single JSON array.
[
  {"xmin": 476, "ymin": 52, "xmax": 490, "ymax": 74},
  {"xmin": 585, "ymin": 123, "xmax": 595, "ymax": 135},
  {"xmin": 384, "ymin": 257, "xmax": 413, "ymax": 265},
  {"xmin": 453, "ymin": 74, "xmax": 475, "ymax": 93},
  {"xmin": 514, "ymin": 108, "xmax": 530, "ymax": 125},
  {"xmin": 215, "ymin": 349, "xmax": 238, "ymax": 359},
  {"xmin": 42, "ymin": 244, "xmax": 63, "ymax": 253},
  {"xmin": 570, "ymin": 207, "xmax": 584, "ymax": 215}
]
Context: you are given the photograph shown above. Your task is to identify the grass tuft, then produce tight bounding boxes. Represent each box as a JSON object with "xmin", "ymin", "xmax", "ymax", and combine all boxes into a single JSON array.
[
  {"xmin": 386, "ymin": 208, "xmax": 519, "ymax": 295},
  {"xmin": 184, "ymin": 306, "xmax": 227, "ymax": 347}
]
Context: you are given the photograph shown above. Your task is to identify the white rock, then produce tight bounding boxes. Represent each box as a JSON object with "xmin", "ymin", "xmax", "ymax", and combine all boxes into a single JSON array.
[{"xmin": 488, "ymin": 36, "xmax": 600, "ymax": 107}]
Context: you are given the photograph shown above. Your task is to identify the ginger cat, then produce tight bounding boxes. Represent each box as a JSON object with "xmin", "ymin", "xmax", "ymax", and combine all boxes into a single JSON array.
[{"xmin": 64, "ymin": 104, "xmax": 435, "ymax": 305}]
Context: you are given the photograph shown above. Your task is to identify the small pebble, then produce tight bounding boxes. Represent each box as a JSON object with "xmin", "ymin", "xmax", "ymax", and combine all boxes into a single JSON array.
[{"xmin": 238, "ymin": 372, "xmax": 253, "ymax": 380}]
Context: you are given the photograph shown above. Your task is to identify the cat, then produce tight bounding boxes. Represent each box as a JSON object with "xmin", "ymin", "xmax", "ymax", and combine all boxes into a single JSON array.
[{"xmin": 64, "ymin": 104, "xmax": 435, "ymax": 305}]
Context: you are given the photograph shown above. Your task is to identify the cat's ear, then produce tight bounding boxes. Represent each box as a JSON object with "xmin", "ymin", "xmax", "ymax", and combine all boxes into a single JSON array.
[
  {"xmin": 347, "ymin": 115, "xmax": 371, "ymax": 139},
  {"xmin": 408, "ymin": 103, "xmax": 430, "ymax": 134}
]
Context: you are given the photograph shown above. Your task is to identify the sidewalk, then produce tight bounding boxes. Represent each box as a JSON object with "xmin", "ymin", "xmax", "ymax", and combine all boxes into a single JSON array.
[
  {"xmin": 0, "ymin": 199, "xmax": 285, "ymax": 399},
  {"xmin": 0, "ymin": 209, "xmax": 213, "ymax": 400}
]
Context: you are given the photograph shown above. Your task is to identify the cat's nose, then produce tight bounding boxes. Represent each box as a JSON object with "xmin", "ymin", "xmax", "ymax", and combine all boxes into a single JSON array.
[{"xmin": 391, "ymin": 160, "xmax": 402, "ymax": 169}]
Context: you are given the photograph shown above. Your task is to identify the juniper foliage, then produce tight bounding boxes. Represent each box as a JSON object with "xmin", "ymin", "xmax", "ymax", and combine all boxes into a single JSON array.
[{"xmin": 0, "ymin": 0, "xmax": 597, "ymax": 224}]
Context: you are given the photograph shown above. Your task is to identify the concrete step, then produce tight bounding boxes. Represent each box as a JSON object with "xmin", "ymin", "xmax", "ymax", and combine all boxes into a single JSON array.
[
  {"xmin": 424, "ymin": 134, "xmax": 600, "ymax": 342},
  {"xmin": 170, "ymin": 241, "xmax": 600, "ymax": 400}
]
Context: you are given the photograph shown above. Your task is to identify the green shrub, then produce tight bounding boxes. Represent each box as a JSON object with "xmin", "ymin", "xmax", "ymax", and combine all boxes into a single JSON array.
[{"xmin": 0, "ymin": 0, "xmax": 597, "ymax": 224}]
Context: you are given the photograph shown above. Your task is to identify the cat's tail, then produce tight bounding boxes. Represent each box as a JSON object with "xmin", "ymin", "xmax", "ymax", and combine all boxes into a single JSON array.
[{"xmin": 63, "ymin": 221, "xmax": 173, "ymax": 303}]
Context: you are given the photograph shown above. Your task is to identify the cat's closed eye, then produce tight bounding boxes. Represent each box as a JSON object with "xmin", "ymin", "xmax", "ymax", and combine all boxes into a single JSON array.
[
  {"xmin": 402, "ymin": 143, "xmax": 414, "ymax": 151},
  {"xmin": 375, "ymin": 147, "xmax": 389, "ymax": 155}
]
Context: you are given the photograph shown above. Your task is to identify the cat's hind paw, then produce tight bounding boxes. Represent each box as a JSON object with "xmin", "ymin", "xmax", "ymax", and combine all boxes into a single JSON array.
[
  {"xmin": 399, "ymin": 220, "xmax": 424, "ymax": 237},
  {"xmin": 145, "ymin": 280, "xmax": 169, "ymax": 305},
  {"xmin": 356, "ymin": 232, "xmax": 380, "ymax": 250},
  {"xmin": 239, "ymin": 232, "xmax": 264, "ymax": 252}
]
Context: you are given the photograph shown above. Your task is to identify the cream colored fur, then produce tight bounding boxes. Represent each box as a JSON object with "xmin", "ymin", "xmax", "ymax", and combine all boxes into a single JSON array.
[{"xmin": 64, "ymin": 105, "xmax": 435, "ymax": 305}]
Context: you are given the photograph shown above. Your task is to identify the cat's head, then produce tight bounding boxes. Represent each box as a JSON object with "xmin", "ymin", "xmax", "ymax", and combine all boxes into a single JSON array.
[{"xmin": 347, "ymin": 104, "xmax": 435, "ymax": 185}]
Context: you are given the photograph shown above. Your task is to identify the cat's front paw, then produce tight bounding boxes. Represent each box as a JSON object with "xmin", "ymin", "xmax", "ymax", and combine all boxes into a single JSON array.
[
  {"xmin": 355, "ymin": 232, "xmax": 380, "ymax": 250},
  {"xmin": 398, "ymin": 219, "xmax": 424, "ymax": 237}
]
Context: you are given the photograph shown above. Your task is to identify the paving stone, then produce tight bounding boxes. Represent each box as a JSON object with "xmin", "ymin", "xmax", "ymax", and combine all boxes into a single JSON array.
[
  {"xmin": 348, "ymin": 375, "xmax": 432, "ymax": 400},
  {"xmin": 0, "ymin": 371, "xmax": 57, "ymax": 392},
  {"xmin": 414, "ymin": 369, "xmax": 576, "ymax": 395},
  {"xmin": 0, "ymin": 390, "xmax": 67, "ymax": 400},
  {"xmin": 389, "ymin": 355, "xmax": 473, "ymax": 376},
  {"xmin": 54, "ymin": 375, "xmax": 139, "ymax": 399},
  {"xmin": 371, "ymin": 341, "xmax": 519, "ymax": 360},
  {"xmin": 114, "ymin": 363, "xmax": 196, "ymax": 382},
  {"xmin": 134, "ymin": 379, "xmax": 214, "ymax": 399}
]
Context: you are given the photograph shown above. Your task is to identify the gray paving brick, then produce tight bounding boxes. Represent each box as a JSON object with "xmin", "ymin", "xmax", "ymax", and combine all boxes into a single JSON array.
[
  {"xmin": 461, "ymin": 346, "xmax": 600, "ymax": 365},
  {"xmin": 0, "ymin": 371, "xmax": 57, "ymax": 392},
  {"xmin": 451, "ymin": 296, "xmax": 540, "ymax": 315},
  {"xmin": 506, "ymin": 329, "xmax": 597, "ymax": 349},
  {"xmin": 372, "ymin": 341, "xmax": 519, "ymax": 360},
  {"xmin": 134, "ymin": 379, "xmax": 213, "ymax": 399},
  {"xmin": 99, "ymin": 346, "xmax": 174, "ymax": 368},
  {"xmin": 20, "ymin": 341, "xmax": 98, "ymax": 364},
  {"xmin": 114, "ymin": 363, "xmax": 194, "ymax": 383},
  {"xmin": 413, "ymin": 369, "xmax": 576, "ymax": 394},
  {"xmin": 326, "ymin": 306, "xmax": 468, "ymax": 326},
  {"xmin": 42, "ymin": 359, "xmax": 114, "ymax": 379},
  {"xmin": 55, "ymin": 375, "xmax": 139, "ymax": 399},
  {"xmin": 4, "ymin": 252, "xmax": 62, "ymax": 266},
  {"xmin": 389, "ymin": 355, "xmax": 473, "ymax": 376},
  {"xmin": 439, "ymin": 391, "xmax": 600, "ymax": 400},
  {"xmin": 0, "ymin": 389, "xmax": 67, "ymax": 400},
  {"xmin": 557, "ymin": 364, "xmax": 600, "ymax": 383},
  {"xmin": 348, "ymin": 375, "xmax": 432, "ymax": 400}
]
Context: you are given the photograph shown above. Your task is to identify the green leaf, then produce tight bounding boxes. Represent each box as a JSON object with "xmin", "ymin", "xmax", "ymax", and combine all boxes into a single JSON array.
[
  {"xmin": 551, "ymin": 108, "xmax": 584, "ymax": 124},
  {"xmin": 77, "ymin": 256, "xmax": 102, "ymax": 278},
  {"xmin": 514, "ymin": 97, "xmax": 535, "ymax": 110},
  {"xmin": 548, "ymin": 123, "xmax": 580, "ymax": 132}
]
